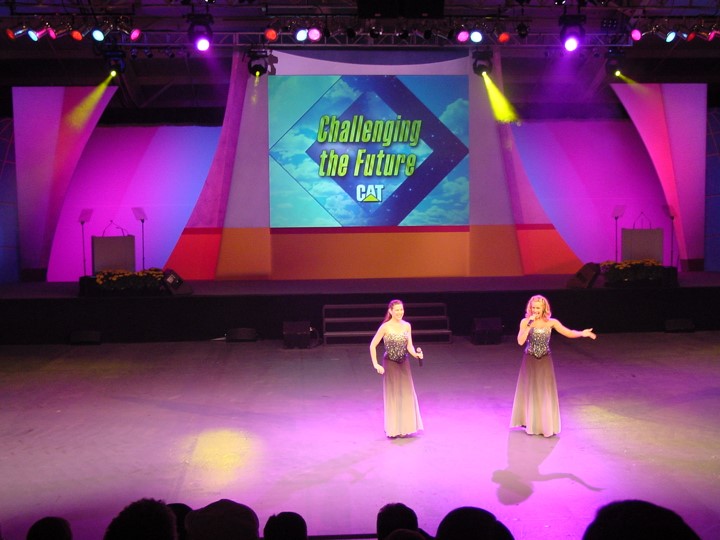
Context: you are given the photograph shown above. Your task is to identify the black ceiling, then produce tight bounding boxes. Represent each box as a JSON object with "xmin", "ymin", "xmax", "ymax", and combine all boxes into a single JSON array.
[{"xmin": 1, "ymin": 0, "xmax": 719, "ymax": 124}]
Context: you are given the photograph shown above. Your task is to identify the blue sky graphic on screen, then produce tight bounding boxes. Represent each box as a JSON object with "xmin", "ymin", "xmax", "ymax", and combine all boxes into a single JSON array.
[{"xmin": 269, "ymin": 75, "xmax": 469, "ymax": 227}]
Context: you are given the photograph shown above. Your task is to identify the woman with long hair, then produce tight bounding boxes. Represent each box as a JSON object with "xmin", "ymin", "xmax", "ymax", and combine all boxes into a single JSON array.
[
  {"xmin": 370, "ymin": 299, "xmax": 424, "ymax": 438},
  {"xmin": 511, "ymin": 294, "xmax": 596, "ymax": 437}
]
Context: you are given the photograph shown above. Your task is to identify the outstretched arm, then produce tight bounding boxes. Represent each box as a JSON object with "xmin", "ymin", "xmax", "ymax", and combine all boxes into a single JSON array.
[{"xmin": 551, "ymin": 319, "xmax": 597, "ymax": 340}]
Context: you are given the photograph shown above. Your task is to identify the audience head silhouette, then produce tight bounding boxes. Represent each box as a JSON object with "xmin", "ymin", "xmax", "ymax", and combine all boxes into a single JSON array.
[
  {"xmin": 26, "ymin": 516, "xmax": 72, "ymax": 540},
  {"xmin": 436, "ymin": 506, "xmax": 514, "ymax": 540},
  {"xmin": 386, "ymin": 529, "xmax": 427, "ymax": 540},
  {"xmin": 103, "ymin": 498, "xmax": 177, "ymax": 540},
  {"xmin": 263, "ymin": 511, "xmax": 307, "ymax": 540},
  {"xmin": 167, "ymin": 503, "xmax": 192, "ymax": 540},
  {"xmin": 377, "ymin": 503, "xmax": 420, "ymax": 540},
  {"xmin": 582, "ymin": 499, "xmax": 700, "ymax": 540},
  {"xmin": 185, "ymin": 499, "xmax": 259, "ymax": 540}
]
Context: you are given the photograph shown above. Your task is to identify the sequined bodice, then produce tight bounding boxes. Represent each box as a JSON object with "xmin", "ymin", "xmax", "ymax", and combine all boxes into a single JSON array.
[
  {"xmin": 384, "ymin": 332, "xmax": 409, "ymax": 362},
  {"xmin": 525, "ymin": 327, "xmax": 551, "ymax": 358}
]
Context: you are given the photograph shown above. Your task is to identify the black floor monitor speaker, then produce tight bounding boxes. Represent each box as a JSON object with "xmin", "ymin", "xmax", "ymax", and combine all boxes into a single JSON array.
[
  {"xmin": 567, "ymin": 262, "xmax": 601, "ymax": 289},
  {"xmin": 70, "ymin": 330, "xmax": 101, "ymax": 345},
  {"xmin": 283, "ymin": 321, "xmax": 311, "ymax": 349},
  {"xmin": 226, "ymin": 328, "xmax": 258, "ymax": 342},
  {"xmin": 471, "ymin": 317, "xmax": 503, "ymax": 345},
  {"xmin": 665, "ymin": 318, "xmax": 695, "ymax": 333}
]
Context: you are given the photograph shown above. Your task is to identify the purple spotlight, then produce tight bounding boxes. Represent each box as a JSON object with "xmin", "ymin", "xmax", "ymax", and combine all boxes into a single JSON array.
[
  {"xmin": 130, "ymin": 28, "xmax": 142, "ymax": 41},
  {"xmin": 456, "ymin": 29, "xmax": 470, "ymax": 43},
  {"xmin": 308, "ymin": 26, "xmax": 322, "ymax": 41},
  {"xmin": 195, "ymin": 37, "xmax": 210, "ymax": 51},
  {"xmin": 630, "ymin": 28, "xmax": 642, "ymax": 41},
  {"xmin": 564, "ymin": 35, "xmax": 579, "ymax": 51}
]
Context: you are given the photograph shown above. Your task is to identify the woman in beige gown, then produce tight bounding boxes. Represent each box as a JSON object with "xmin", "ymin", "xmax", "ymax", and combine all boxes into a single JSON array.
[
  {"xmin": 370, "ymin": 299, "xmax": 424, "ymax": 438},
  {"xmin": 511, "ymin": 294, "xmax": 596, "ymax": 437}
]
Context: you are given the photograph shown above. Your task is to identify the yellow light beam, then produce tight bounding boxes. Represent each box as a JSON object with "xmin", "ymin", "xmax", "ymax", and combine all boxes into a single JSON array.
[
  {"xmin": 67, "ymin": 74, "xmax": 114, "ymax": 131},
  {"xmin": 482, "ymin": 72, "xmax": 520, "ymax": 124}
]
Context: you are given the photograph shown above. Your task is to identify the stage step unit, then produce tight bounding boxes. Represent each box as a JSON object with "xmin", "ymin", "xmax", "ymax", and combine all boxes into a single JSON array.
[{"xmin": 322, "ymin": 303, "xmax": 452, "ymax": 345}]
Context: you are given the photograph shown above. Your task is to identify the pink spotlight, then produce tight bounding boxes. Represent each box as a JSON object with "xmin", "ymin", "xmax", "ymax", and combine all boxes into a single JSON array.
[
  {"xmin": 308, "ymin": 27, "xmax": 322, "ymax": 41},
  {"xmin": 456, "ymin": 29, "xmax": 470, "ymax": 43}
]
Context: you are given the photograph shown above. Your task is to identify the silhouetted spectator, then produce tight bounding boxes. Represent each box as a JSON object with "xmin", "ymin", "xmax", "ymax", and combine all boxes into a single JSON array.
[
  {"xmin": 377, "ymin": 503, "xmax": 432, "ymax": 540},
  {"xmin": 583, "ymin": 499, "xmax": 700, "ymax": 540},
  {"xmin": 104, "ymin": 498, "xmax": 177, "ymax": 540},
  {"xmin": 26, "ymin": 516, "xmax": 72, "ymax": 540},
  {"xmin": 436, "ymin": 507, "xmax": 513, "ymax": 540},
  {"xmin": 168, "ymin": 503, "xmax": 192, "ymax": 540},
  {"xmin": 185, "ymin": 499, "xmax": 259, "ymax": 540},
  {"xmin": 386, "ymin": 529, "xmax": 427, "ymax": 540},
  {"xmin": 263, "ymin": 511, "xmax": 307, "ymax": 540}
]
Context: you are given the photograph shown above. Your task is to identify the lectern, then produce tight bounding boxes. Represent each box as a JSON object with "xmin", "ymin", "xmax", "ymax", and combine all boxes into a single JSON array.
[{"xmin": 92, "ymin": 236, "xmax": 135, "ymax": 274}]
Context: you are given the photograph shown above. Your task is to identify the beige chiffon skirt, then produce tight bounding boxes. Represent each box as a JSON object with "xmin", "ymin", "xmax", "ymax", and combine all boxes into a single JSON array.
[
  {"xmin": 510, "ymin": 353, "xmax": 560, "ymax": 437},
  {"xmin": 383, "ymin": 357, "xmax": 423, "ymax": 437}
]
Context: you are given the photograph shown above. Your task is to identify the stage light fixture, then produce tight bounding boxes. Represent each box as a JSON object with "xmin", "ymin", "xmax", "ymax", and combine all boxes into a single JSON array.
[
  {"xmin": 368, "ymin": 26, "xmax": 381, "ymax": 39},
  {"xmin": 91, "ymin": 21, "xmax": 112, "ymax": 42},
  {"xmin": 559, "ymin": 14, "xmax": 585, "ymax": 52},
  {"xmin": 456, "ymin": 27, "xmax": 470, "ymax": 43},
  {"xmin": 693, "ymin": 24, "xmax": 711, "ymax": 41},
  {"xmin": 294, "ymin": 25, "xmax": 309, "ymax": 41},
  {"xmin": 516, "ymin": 21, "xmax": 529, "ymax": 39},
  {"xmin": 104, "ymin": 50, "xmax": 126, "ymax": 76},
  {"xmin": 6, "ymin": 23, "xmax": 29, "ymax": 40},
  {"xmin": 472, "ymin": 50, "xmax": 493, "ymax": 75},
  {"xmin": 495, "ymin": 24, "xmax": 511, "ymax": 44},
  {"xmin": 53, "ymin": 21, "xmax": 73, "ymax": 39},
  {"xmin": 605, "ymin": 47, "xmax": 624, "ymax": 76},
  {"xmin": 678, "ymin": 25, "xmax": 697, "ymax": 41},
  {"xmin": 346, "ymin": 27, "xmax": 357, "ymax": 39},
  {"xmin": 70, "ymin": 24, "xmax": 91, "ymax": 41},
  {"xmin": 264, "ymin": 22, "xmax": 280, "ymax": 42},
  {"xmin": 188, "ymin": 14, "xmax": 213, "ymax": 52},
  {"xmin": 28, "ymin": 22, "xmax": 56, "ymax": 41},
  {"xmin": 469, "ymin": 28, "xmax": 483, "ymax": 43},
  {"xmin": 116, "ymin": 17, "xmax": 141, "ymax": 41},
  {"xmin": 247, "ymin": 50, "xmax": 270, "ymax": 77},
  {"xmin": 307, "ymin": 25, "xmax": 322, "ymax": 42},
  {"xmin": 657, "ymin": 25, "xmax": 677, "ymax": 42}
]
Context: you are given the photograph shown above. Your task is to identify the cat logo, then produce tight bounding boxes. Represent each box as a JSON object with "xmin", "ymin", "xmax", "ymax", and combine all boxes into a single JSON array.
[{"xmin": 356, "ymin": 184, "xmax": 384, "ymax": 203}]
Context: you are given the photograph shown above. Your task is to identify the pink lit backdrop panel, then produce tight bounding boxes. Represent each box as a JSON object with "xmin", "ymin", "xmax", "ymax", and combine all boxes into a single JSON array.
[
  {"xmin": 47, "ymin": 126, "xmax": 221, "ymax": 281},
  {"xmin": 511, "ymin": 120, "xmax": 668, "ymax": 265},
  {"xmin": 13, "ymin": 87, "xmax": 116, "ymax": 270}
]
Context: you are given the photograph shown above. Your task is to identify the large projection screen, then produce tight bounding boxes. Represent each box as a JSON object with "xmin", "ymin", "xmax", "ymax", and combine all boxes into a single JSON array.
[{"xmin": 269, "ymin": 75, "xmax": 469, "ymax": 228}]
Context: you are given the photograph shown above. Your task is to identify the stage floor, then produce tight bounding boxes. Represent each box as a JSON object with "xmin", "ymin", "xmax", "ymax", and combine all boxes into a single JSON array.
[{"xmin": 1, "ymin": 332, "xmax": 718, "ymax": 540}]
